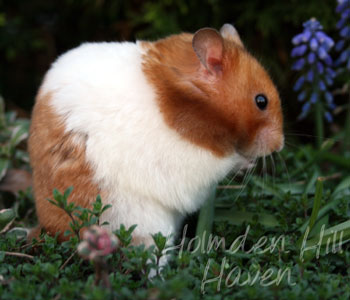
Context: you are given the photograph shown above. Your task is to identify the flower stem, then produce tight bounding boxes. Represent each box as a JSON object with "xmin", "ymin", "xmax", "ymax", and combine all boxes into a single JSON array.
[
  {"xmin": 344, "ymin": 83, "xmax": 350, "ymax": 153},
  {"xmin": 315, "ymin": 99, "xmax": 324, "ymax": 148}
]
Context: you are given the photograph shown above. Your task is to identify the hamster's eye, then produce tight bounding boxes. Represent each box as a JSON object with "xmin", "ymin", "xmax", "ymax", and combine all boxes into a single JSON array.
[{"xmin": 255, "ymin": 94, "xmax": 268, "ymax": 110}]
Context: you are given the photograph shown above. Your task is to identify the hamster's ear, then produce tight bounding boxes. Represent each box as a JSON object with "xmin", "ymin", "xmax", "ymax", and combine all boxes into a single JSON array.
[
  {"xmin": 220, "ymin": 24, "xmax": 244, "ymax": 48},
  {"xmin": 192, "ymin": 28, "xmax": 224, "ymax": 76}
]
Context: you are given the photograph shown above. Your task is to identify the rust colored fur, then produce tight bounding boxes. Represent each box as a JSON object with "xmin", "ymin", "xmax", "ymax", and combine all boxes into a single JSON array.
[
  {"xmin": 28, "ymin": 92, "xmax": 100, "ymax": 241},
  {"xmin": 141, "ymin": 33, "xmax": 283, "ymax": 158}
]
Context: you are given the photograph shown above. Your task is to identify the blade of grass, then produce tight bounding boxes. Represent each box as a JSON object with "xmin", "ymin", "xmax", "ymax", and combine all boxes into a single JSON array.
[
  {"xmin": 303, "ymin": 170, "xmax": 319, "ymax": 195},
  {"xmin": 319, "ymin": 152, "xmax": 350, "ymax": 169},
  {"xmin": 300, "ymin": 176, "xmax": 350, "ymax": 233},
  {"xmin": 194, "ymin": 185, "xmax": 216, "ymax": 255},
  {"xmin": 309, "ymin": 214, "xmax": 329, "ymax": 238},
  {"xmin": 297, "ymin": 178, "xmax": 323, "ymax": 244},
  {"xmin": 305, "ymin": 219, "xmax": 350, "ymax": 248}
]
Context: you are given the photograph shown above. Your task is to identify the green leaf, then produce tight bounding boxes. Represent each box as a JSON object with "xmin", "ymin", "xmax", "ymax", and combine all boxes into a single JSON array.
[
  {"xmin": 0, "ymin": 158, "xmax": 10, "ymax": 181},
  {"xmin": 0, "ymin": 95, "xmax": 5, "ymax": 128},
  {"xmin": 10, "ymin": 124, "xmax": 29, "ymax": 148},
  {"xmin": 304, "ymin": 219, "xmax": 350, "ymax": 248},
  {"xmin": 152, "ymin": 232, "xmax": 167, "ymax": 253},
  {"xmin": 6, "ymin": 227, "xmax": 27, "ymax": 240},
  {"xmin": 52, "ymin": 189, "xmax": 62, "ymax": 204},
  {"xmin": 331, "ymin": 176, "xmax": 350, "ymax": 199},
  {"xmin": 251, "ymin": 177, "xmax": 284, "ymax": 200},
  {"xmin": 47, "ymin": 199, "xmax": 58, "ymax": 207},
  {"xmin": 0, "ymin": 208, "xmax": 15, "ymax": 231},
  {"xmin": 101, "ymin": 204, "xmax": 112, "ymax": 213},
  {"xmin": 63, "ymin": 186, "xmax": 73, "ymax": 199}
]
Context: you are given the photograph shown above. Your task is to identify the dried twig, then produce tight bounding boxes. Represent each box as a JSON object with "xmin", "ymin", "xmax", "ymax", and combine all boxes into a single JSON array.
[
  {"xmin": 0, "ymin": 218, "xmax": 15, "ymax": 234},
  {"xmin": 3, "ymin": 251, "xmax": 34, "ymax": 260},
  {"xmin": 59, "ymin": 250, "xmax": 77, "ymax": 271},
  {"xmin": 318, "ymin": 172, "xmax": 342, "ymax": 182},
  {"xmin": 217, "ymin": 185, "xmax": 244, "ymax": 190}
]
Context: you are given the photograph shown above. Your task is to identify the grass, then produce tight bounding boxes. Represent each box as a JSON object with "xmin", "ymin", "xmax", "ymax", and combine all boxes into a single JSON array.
[
  {"xmin": 0, "ymin": 140, "xmax": 350, "ymax": 300},
  {"xmin": 1, "ymin": 99, "xmax": 350, "ymax": 299}
]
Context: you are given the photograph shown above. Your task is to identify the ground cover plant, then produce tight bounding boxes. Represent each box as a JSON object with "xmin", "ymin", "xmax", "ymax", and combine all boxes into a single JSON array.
[{"xmin": 1, "ymin": 0, "xmax": 350, "ymax": 299}]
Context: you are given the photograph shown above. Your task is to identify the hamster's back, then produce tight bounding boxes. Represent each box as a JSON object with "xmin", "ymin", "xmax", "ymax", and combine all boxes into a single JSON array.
[{"xmin": 28, "ymin": 41, "xmax": 155, "ymax": 240}]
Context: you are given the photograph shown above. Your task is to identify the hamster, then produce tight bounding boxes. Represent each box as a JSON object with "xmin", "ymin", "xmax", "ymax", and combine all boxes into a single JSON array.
[{"xmin": 28, "ymin": 24, "xmax": 284, "ymax": 245}]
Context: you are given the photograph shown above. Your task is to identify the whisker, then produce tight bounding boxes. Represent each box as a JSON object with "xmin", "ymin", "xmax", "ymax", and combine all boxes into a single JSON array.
[
  {"xmin": 284, "ymin": 141, "xmax": 305, "ymax": 151},
  {"xmin": 217, "ymin": 164, "xmax": 244, "ymax": 198},
  {"xmin": 269, "ymin": 154, "xmax": 276, "ymax": 187},
  {"xmin": 262, "ymin": 155, "xmax": 267, "ymax": 199},
  {"xmin": 232, "ymin": 158, "xmax": 257, "ymax": 203},
  {"xmin": 277, "ymin": 151, "xmax": 291, "ymax": 190},
  {"xmin": 285, "ymin": 133, "xmax": 343, "ymax": 143}
]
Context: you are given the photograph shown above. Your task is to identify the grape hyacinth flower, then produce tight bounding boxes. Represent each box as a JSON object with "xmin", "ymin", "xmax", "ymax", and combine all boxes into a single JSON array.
[
  {"xmin": 335, "ymin": 0, "xmax": 350, "ymax": 70},
  {"xmin": 291, "ymin": 18, "xmax": 336, "ymax": 124},
  {"xmin": 335, "ymin": 0, "xmax": 350, "ymax": 152}
]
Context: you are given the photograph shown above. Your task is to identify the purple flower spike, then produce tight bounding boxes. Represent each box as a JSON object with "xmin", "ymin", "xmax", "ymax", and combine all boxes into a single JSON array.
[
  {"xmin": 318, "ymin": 80, "xmax": 326, "ymax": 91},
  {"xmin": 291, "ymin": 17, "xmax": 336, "ymax": 121},
  {"xmin": 291, "ymin": 45, "xmax": 307, "ymax": 57},
  {"xmin": 294, "ymin": 76, "xmax": 305, "ymax": 91},
  {"xmin": 336, "ymin": 18, "xmax": 347, "ymax": 30},
  {"xmin": 324, "ymin": 36, "xmax": 335, "ymax": 49},
  {"xmin": 310, "ymin": 92, "xmax": 318, "ymax": 103},
  {"xmin": 340, "ymin": 50, "xmax": 349, "ymax": 63},
  {"xmin": 336, "ymin": 0, "xmax": 350, "ymax": 73},
  {"xmin": 310, "ymin": 38, "xmax": 318, "ymax": 51},
  {"xmin": 298, "ymin": 91, "xmax": 307, "ymax": 102},
  {"xmin": 343, "ymin": 8, "xmax": 350, "ymax": 19},
  {"xmin": 325, "ymin": 92, "xmax": 334, "ymax": 104},
  {"xmin": 336, "ymin": 0, "xmax": 347, "ymax": 13},
  {"xmin": 324, "ymin": 55, "xmax": 333, "ymax": 66},
  {"xmin": 302, "ymin": 30, "xmax": 312, "ymax": 42},
  {"xmin": 324, "ymin": 112, "xmax": 333, "ymax": 123},
  {"xmin": 317, "ymin": 62, "xmax": 324, "ymax": 73},
  {"xmin": 301, "ymin": 102, "xmax": 311, "ymax": 114},
  {"xmin": 292, "ymin": 33, "xmax": 304, "ymax": 45},
  {"xmin": 306, "ymin": 69, "xmax": 314, "ymax": 82},
  {"xmin": 318, "ymin": 47, "xmax": 327, "ymax": 59},
  {"xmin": 308, "ymin": 52, "xmax": 316, "ymax": 64},
  {"xmin": 292, "ymin": 58, "xmax": 305, "ymax": 70},
  {"xmin": 340, "ymin": 26, "xmax": 350, "ymax": 38},
  {"xmin": 315, "ymin": 31, "xmax": 325, "ymax": 43},
  {"xmin": 326, "ymin": 68, "xmax": 336, "ymax": 78},
  {"xmin": 325, "ymin": 75, "xmax": 334, "ymax": 86},
  {"xmin": 336, "ymin": 39, "xmax": 345, "ymax": 51}
]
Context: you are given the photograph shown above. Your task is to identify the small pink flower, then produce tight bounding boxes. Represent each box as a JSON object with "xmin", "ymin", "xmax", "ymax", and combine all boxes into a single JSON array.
[{"xmin": 78, "ymin": 225, "xmax": 118, "ymax": 260}]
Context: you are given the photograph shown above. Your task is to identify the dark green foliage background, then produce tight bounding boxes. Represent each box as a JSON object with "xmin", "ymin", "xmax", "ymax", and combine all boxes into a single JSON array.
[
  {"xmin": 2, "ymin": 1, "xmax": 350, "ymax": 299},
  {"xmin": 0, "ymin": 0, "xmax": 339, "ymax": 123}
]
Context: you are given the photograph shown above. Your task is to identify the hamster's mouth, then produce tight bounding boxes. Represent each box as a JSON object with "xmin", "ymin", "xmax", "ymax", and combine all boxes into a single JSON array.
[{"xmin": 235, "ymin": 151, "xmax": 257, "ymax": 170}]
